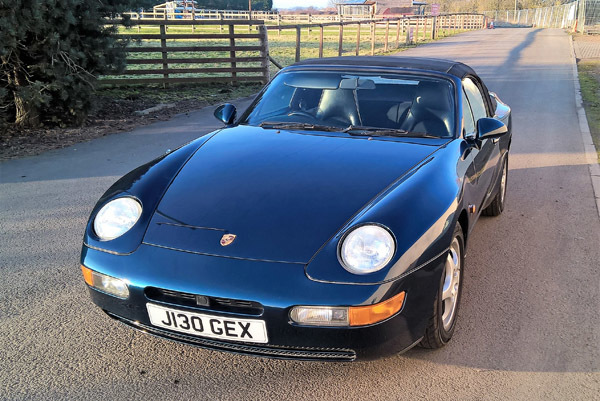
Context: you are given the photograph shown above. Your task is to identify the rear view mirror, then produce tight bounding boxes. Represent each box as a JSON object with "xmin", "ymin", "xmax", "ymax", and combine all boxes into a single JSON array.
[
  {"xmin": 339, "ymin": 77, "xmax": 376, "ymax": 90},
  {"xmin": 214, "ymin": 103, "xmax": 237, "ymax": 125},
  {"xmin": 477, "ymin": 118, "xmax": 507, "ymax": 140}
]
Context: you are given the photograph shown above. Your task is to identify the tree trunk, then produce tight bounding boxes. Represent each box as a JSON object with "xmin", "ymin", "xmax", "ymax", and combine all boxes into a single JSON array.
[
  {"xmin": 8, "ymin": 63, "xmax": 40, "ymax": 127},
  {"xmin": 14, "ymin": 92, "xmax": 39, "ymax": 127}
]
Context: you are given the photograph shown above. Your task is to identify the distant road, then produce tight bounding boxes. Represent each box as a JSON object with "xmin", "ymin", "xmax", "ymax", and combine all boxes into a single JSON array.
[{"xmin": 1, "ymin": 28, "xmax": 598, "ymax": 400}]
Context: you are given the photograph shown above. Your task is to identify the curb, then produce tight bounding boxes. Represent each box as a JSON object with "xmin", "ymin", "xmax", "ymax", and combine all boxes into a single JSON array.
[{"xmin": 569, "ymin": 36, "xmax": 600, "ymax": 218}]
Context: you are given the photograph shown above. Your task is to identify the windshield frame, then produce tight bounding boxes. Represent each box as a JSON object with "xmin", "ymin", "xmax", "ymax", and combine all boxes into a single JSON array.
[{"xmin": 236, "ymin": 65, "xmax": 461, "ymax": 139}]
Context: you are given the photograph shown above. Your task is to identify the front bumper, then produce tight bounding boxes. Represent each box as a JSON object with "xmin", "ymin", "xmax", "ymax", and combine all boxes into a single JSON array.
[{"xmin": 82, "ymin": 244, "xmax": 445, "ymax": 361}]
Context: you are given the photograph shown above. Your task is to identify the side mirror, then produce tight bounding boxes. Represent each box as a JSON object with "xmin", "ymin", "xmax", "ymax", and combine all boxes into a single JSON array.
[
  {"xmin": 476, "ymin": 117, "xmax": 507, "ymax": 140},
  {"xmin": 214, "ymin": 103, "xmax": 237, "ymax": 125}
]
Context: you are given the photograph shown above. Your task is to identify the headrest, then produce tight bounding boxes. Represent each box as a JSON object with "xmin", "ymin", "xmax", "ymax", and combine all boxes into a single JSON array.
[{"xmin": 413, "ymin": 81, "xmax": 453, "ymax": 113}]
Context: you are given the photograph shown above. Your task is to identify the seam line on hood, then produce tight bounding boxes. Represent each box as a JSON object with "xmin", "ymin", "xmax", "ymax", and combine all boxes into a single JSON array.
[{"xmin": 142, "ymin": 242, "xmax": 307, "ymax": 265}]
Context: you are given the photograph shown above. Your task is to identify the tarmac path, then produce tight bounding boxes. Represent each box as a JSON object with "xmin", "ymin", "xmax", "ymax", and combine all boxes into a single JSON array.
[{"xmin": 1, "ymin": 28, "xmax": 598, "ymax": 400}]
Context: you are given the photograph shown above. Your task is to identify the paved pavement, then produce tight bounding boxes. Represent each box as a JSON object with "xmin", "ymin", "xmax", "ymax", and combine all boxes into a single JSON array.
[
  {"xmin": 1, "ymin": 28, "xmax": 599, "ymax": 400},
  {"xmin": 573, "ymin": 36, "xmax": 600, "ymax": 60}
]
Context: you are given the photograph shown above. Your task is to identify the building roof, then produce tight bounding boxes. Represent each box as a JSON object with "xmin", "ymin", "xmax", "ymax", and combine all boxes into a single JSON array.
[{"xmin": 292, "ymin": 56, "xmax": 476, "ymax": 79}]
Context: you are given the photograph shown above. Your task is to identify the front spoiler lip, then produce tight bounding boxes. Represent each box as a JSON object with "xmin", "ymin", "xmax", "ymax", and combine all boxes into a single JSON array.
[
  {"xmin": 106, "ymin": 310, "xmax": 358, "ymax": 362},
  {"xmin": 105, "ymin": 310, "xmax": 424, "ymax": 362}
]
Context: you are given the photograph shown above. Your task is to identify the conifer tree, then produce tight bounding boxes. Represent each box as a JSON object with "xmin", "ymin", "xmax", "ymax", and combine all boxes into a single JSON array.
[{"xmin": 0, "ymin": 0, "xmax": 133, "ymax": 127}]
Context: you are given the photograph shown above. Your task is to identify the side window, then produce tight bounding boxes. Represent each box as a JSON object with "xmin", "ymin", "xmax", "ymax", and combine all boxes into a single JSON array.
[
  {"xmin": 462, "ymin": 78, "xmax": 488, "ymax": 123},
  {"xmin": 462, "ymin": 90, "xmax": 475, "ymax": 136}
]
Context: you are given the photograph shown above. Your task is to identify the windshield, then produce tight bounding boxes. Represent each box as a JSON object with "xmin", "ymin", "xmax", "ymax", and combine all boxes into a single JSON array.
[{"xmin": 241, "ymin": 71, "xmax": 456, "ymax": 138}]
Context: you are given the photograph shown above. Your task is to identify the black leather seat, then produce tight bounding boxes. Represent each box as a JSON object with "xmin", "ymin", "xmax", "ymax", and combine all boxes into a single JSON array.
[
  {"xmin": 400, "ymin": 81, "xmax": 453, "ymax": 137},
  {"xmin": 316, "ymin": 89, "xmax": 361, "ymax": 126}
]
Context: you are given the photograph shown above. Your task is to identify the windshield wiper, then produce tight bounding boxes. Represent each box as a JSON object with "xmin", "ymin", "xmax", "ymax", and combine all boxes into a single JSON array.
[
  {"xmin": 343, "ymin": 125, "xmax": 439, "ymax": 138},
  {"xmin": 259, "ymin": 121, "xmax": 341, "ymax": 132}
]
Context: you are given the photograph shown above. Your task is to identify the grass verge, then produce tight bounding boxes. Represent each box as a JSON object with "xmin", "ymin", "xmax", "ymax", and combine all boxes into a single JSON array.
[{"xmin": 577, "ymin": 60, "xmax": 600, "ymax": 160}]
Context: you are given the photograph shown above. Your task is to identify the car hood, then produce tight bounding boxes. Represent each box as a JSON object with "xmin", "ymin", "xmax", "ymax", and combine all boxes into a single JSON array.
[{"xmin": 143, "ymin": 126, "xmax": 444, "ymax": 263}]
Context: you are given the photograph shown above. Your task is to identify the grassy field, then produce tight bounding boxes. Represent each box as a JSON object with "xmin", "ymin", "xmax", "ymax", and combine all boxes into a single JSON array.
[{"xmin": 577, "ymin": 60, "xmax": 600, "ymax": 160}]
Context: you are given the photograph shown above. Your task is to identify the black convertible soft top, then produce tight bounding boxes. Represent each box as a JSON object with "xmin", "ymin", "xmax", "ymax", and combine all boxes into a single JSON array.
[{"xmin": 293, "ymin": 56, "xmax": 477, "ymax": 79}]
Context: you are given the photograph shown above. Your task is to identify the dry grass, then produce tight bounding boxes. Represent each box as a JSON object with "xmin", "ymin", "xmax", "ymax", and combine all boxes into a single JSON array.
[{"xmin": 577, "ymin": 59, "xmax": 600, "ymax": 160}]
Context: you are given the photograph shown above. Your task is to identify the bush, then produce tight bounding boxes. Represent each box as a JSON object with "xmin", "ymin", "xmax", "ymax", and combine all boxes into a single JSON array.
[{"xmin": 0, "ymin": 0, "xmax": 133, "ymax": 127}]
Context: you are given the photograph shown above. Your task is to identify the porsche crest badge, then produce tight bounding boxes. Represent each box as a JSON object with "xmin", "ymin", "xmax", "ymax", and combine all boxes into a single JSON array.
[{"xmin": 220, "ymin": 234, "xmax": 236, "ymax": 246}]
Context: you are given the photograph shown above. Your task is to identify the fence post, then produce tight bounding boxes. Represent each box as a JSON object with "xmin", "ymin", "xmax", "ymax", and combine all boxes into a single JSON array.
[
  {"xmin": 356, "ymin": 22, "xmax": 361, "ymax": 56},
  {"xmin": 259, "ymin": 24, "xmax": 269, "ymax": 84},
  {"xmin": 319, "ymin": 24, "xmax": 324, "ymax": 57},
  {"xmin": 415, "ymin": 17, "xmax": 420, "ymax": 43},
  {"xmin": 384, "ymin": 19, "xmax": 389, "ymax": 52},
  {"xmin": 160, "ymin": 21, "xmax": 168, "ymax": 88},
  {"xmin": 431, "ymin": 16, "xmax": 436, "ymax": 39},
  {"xmin": 295, "ymin": 25, "xmax": 301, "ymax": 62},
  {"xmin": 370, "ymin": 21, "xmax": 375, "ymax": 55},
  {"xmin": 338, "ymin": 23, "xmax": 344, "ymax": 56},
  {"xmin": 219, "ymin": 12, "xmax": 224, "ymax": 32},
  {"xmin": 308, "ymin": 14, "xmax": 312, "ymax": 37},
  {"xmin": 395, "ymin": 19, "xmax": 400, "ymax": 48},
  {"xmin": 278, "ymin": 14, "xmax": 281, "ymax": 36},
  {"xmin": 191, "ymin": 8, "xmax": 195, "ymax": 32},
  {"xmin": 402, "ymin": 17, "xmax": 406, "ymax": 36},
  {"xmin": 228, "ymin": 24, "xmax": 237, "ymax": 83}
]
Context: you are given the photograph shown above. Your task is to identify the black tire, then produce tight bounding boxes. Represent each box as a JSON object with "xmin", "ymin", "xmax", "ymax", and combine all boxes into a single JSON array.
[
  {"xmin": 419, "ymin": 224, "xmax": 465, "ymax": 349},
  {"xmin": 482, "ymin": 155, "xmax": 508, "ymax": 217}
]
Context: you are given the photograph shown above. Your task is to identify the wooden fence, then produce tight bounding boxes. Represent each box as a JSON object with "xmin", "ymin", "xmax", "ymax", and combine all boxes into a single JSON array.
[
  {"xmin": 100, "ymin": 14, "xmax": 485, "ymax": 86},
  {"xmin": 125, "ymin": 9, "xmax": 279, "ymax": 21},
  {"xmin": 100, "ymin": 20, "xmax": 269, "ymax": 86},
  {"xmin": 267, "ymin": 14, "xmax": 486, "ymax": 63},
  {"xmin": 123, "ymin": 9, "xmax": 485, "ymax": 26}
]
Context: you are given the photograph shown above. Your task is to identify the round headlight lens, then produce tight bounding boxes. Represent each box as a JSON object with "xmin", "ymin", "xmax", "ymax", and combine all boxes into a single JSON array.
[
  {"xmin": 340, "ymin": 225, "xmax": 395, "ymax": 274},
  {"xmin": 93, "ymin": 197, "xmax": 142, "ymax": 241}
]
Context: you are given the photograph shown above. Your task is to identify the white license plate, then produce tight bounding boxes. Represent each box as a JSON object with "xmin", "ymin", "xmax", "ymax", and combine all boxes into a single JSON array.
[{"xmin": 146, "ymin": 303, "xmax": 268, "ymax": 344}]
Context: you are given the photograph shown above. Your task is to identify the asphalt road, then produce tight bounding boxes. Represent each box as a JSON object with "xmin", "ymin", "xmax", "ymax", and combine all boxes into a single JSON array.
[{"xmin": 1, "ymin": 28, "xmax": 599, "ymax": 400}]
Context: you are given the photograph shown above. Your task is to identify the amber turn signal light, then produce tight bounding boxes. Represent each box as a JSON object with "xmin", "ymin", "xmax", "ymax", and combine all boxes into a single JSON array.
[
  {"xmin": 81, "ymin": 265, "xmax": 94, "ymax": 286},
  {"xmin": 349, "ymin": 291, "xmax": 406, "ymax": 326},
  {"xmin": 81, "ymin": 265, "xmax": 129, "ymax": 299}
]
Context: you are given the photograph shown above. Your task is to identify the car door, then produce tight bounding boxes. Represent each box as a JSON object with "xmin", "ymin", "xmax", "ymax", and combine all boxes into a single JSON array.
[
  {"xmin": 461, "ymin": 88, "xmax": 484, "ymax": 211},
  {"xmin": 463, "ymin": 77, "xmax": 500, "ymax": 207}
]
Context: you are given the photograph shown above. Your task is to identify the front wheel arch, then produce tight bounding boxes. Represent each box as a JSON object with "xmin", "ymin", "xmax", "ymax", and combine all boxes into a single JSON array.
[{"xmin": 419, "ymin": 223, "xmax": 465, "ymax": 349}]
